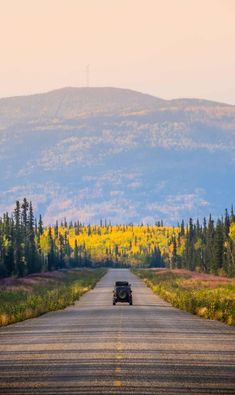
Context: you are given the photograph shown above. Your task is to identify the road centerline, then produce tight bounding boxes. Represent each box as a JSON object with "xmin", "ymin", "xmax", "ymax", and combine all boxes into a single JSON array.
[{"xmin": 0, "ymin": 268, "xmax": 234, "ymax": 394}]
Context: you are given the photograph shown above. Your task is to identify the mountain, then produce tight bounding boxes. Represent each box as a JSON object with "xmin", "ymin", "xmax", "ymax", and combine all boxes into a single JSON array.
[{"xmin": 0, "ymin": 87, "xmax": 234, "ymax": 224}]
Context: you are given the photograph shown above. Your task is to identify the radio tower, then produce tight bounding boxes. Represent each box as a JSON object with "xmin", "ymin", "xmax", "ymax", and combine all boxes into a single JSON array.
[{"xmin": 86, "ymin": 64, "xmax": 90, "ymax": 87}]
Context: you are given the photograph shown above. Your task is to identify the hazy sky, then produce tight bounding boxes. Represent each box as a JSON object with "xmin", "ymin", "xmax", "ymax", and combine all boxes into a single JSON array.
[{"xmin": 0, "ymin": 0, "xmax": 235, "ymax": 103}]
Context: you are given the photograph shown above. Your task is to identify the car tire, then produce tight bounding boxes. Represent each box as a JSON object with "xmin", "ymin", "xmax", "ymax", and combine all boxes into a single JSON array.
[{"xmin": 117, "ymin": 288, "xmax": 128, "ymax": 300}]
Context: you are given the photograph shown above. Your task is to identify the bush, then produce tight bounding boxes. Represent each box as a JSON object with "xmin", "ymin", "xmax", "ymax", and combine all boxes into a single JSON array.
[
  {"xmin": 0, "ymin": 268, "xmax": 106, "ymax": 326},
  {"xmin": 133, "ymin": 269, "xmax": 235, "ymax": 326}
]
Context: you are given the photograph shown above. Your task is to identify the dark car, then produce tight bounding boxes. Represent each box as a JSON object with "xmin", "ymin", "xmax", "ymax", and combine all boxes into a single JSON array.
[{"xmin": 113, "ymin": 281, "xmax": 133, "ymax": 305}]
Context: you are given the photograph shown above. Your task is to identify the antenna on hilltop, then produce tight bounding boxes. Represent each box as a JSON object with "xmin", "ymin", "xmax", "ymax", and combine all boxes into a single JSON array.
[{"xmin": 86, "ymin": 64, "xmax": 90, "ymax": 87}]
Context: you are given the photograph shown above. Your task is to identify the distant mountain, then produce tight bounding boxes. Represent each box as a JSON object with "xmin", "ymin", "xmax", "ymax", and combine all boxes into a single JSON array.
[{"xmin": 0, "ymin": 87, "xmax": 234, "ymax": 224}]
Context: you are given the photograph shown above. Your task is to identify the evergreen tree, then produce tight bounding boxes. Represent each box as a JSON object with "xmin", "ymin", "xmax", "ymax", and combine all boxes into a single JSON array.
[
  {"xmin": 73, "ymin": 240, "xmax": 79, "ymax": 267},
  {"xmin": 180, "ymin": 220, "xmax": 185, "ymax": 236},
  {"xmin": 171, "ymin": 237, "xmax": 178, "ymax": 269},
  {"xmin": 214, "ymin": 219, "xmax": 224, "ymax": 273},
  {"xmin": 224, "ymin": 209, "xmax": 230, "ymax": 237},
  {"xmin": 231, "ymin": 205, "xmax": 235, "ymax": 222},
  {"xmin": 14, "ymin": 201, "xmax": 24, "ymax": 276},
  {"xmin": 47, "ymin": 227, "xmax": 56, "ymax": 271},
  {"xmin": 27, "ymin": 202, "xmax": 38, "ymax": 273},
  {"xmin": 0, "ymin": 199, "xmax": 235, "ymax": 278},
  {"xmin": 38, "ymin": 214, "xmax": 43, "ymax": 235}
]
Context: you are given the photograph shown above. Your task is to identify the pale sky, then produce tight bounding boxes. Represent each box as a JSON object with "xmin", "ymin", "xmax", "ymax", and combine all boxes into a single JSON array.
[{"xmin": 0, "ymin": 0, "xmax": 235, "ymax": 104}]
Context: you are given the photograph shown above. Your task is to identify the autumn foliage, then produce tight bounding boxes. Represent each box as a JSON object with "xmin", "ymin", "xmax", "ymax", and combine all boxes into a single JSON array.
[
  {"xmin": 40, "ymin": 223, "xmax": 175, "ymax": 268},
  {"xmin": 0, "ymin": 199, "xmax": 235, "ymax": 277}
]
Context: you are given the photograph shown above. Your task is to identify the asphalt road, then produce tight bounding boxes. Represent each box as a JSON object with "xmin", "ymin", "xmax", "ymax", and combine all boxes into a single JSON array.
[{"xmin": 0, "ymin": 269, "xmax": 235, "ymax": 395}]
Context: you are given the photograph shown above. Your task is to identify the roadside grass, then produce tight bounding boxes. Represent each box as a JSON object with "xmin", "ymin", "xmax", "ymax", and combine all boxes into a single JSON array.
[
  {"xmin": 132, "ymin": 269, "xmax": 235, "ymax": 326},
  {"xmin": 0, "ymin": 268, "xmax": 106, "ymax": 327}
]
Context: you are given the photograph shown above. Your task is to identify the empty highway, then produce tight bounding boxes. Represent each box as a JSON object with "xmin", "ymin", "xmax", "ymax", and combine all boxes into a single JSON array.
[{"xmin": 0, "ymin": 269, "xmax": 235, "ymax": 394}]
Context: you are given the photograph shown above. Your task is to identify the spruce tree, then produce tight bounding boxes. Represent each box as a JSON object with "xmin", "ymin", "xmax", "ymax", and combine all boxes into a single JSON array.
[
  {"xmin": 38, "ymin": 214, "xmax": 43, "ymax": 235},
  {"xmin": 14, "ymin": 201, "xmax": 24, "ymax": 276},
  {"xmin": 214, "ymin": 219, "xmax": 224, "ymax": 274},
  {"xmin": 27, "ymin": 202, "xmax": 38, "ymax": 273}
]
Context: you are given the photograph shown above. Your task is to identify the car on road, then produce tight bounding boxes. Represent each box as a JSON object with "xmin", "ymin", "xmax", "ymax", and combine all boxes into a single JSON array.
[{"xmin": 113, "ymin": 281, "xmax": 133, "ymax": 305}]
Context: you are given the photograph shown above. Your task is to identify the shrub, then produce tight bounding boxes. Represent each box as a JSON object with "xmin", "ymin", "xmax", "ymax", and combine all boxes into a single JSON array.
[
  {"xmin": 133, "ymin": 269, "xmax": 235, "ymax": 326},
  {"xmin": 0, "ymin": 268, "xmax": 106, "ymax": 326}
]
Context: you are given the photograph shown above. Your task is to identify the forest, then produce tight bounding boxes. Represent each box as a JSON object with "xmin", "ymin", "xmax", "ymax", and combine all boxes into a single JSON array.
[{"xmin": 0, "ymin": 198, "xmax": 234, "ymax": 278}]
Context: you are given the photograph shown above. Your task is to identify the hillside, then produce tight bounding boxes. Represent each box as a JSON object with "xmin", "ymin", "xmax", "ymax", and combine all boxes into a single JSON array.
[{"xmin": 0, "ymin": 87, "xmax": 235, "ymax": 224}]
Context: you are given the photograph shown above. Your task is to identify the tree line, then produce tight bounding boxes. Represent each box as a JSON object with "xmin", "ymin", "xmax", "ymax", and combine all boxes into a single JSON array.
[
  {"xmin": 0, "ymin": 199, "xmax": 234, "ymax": 277},
  {"xmin": 170, "ymin": 208, "xmax": 235, "ymax": 277}
]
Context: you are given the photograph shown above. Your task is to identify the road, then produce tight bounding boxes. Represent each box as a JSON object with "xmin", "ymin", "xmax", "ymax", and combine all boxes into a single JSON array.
[{"xmin": 0, "ymin": 269, "xmax": 235, "ymax": 394}]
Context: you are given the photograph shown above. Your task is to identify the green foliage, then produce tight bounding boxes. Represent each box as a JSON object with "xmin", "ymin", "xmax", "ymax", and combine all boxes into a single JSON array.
[
  {"xmin": 133, "ymin": 269, "xmax": 235, "ymax": 326},
  {"xmin": 0, "ymin": 268, "xmax": 106, "ymax": 326},
  {"xmin": 180, "ymin": 211, "xmax": 235, "ymax": 277},
  {"xmin": 0, "ymin": 199, "xmax": 235, "ymax": 277}
]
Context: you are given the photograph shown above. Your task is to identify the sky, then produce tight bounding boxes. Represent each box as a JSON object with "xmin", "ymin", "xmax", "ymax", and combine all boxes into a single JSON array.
[{"xmin": 0, "ymin": 0, "xmax": 235, "ymax": 104}]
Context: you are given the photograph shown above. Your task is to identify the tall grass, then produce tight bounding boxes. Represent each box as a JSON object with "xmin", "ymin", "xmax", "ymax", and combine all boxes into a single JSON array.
[
  {"xmin": 0, "ymin": 268, "xmax": 106, "ymax": 326},
  {"xmin": 133, "ymin": 269, "xmax": 235, "ymax": 326}
]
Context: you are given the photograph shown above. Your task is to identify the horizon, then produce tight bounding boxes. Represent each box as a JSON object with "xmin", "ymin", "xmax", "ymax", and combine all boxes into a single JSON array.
[
  {"xmin": 1, "ymin": 85, "xmax": 235, "ymax": 107},
  {"xmin": 0, "ymin": 0, "xmax": 235, "ymax": 104}
]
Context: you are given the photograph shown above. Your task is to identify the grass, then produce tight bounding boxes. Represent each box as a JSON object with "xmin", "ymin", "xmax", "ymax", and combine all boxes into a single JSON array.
[
  {"xmin": 0, "ymin": 268, "xmax": 106, "ymax": 326},
  {"xmin": 132, "ymin": 269, "xmax": 235, "ymax": 326}
]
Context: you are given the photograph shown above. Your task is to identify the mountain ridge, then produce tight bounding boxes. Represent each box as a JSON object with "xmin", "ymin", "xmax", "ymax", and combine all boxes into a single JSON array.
[
  {"xmin": 1, "ymin": 86, "xmax": 234, "ymax": 106},
  {"xmin": 0, "ymin": 87, "xmax": 234, "ymax": 224}
]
